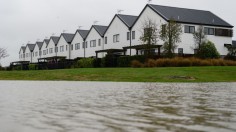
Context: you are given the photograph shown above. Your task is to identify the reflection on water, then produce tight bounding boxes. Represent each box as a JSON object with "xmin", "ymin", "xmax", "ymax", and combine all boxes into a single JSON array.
[{"xmin": 0, "ymin": 81, "xmax": 236, "ymax": 132}]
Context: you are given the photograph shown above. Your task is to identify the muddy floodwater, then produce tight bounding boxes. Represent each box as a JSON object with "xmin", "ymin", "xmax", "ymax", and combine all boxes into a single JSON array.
[{"xmin": 0, "ymin": 81, "xmax": 236, "ymax": 132}]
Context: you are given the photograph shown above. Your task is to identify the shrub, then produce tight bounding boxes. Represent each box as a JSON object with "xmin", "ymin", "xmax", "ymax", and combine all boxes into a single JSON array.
[
  {"xmin": 131, "ymin": 60, "xmax": 144, "ymax": 68},
  {"xmin": 29, "ymin": 64, "xmax": 38, "ymax": 70},
  {"xmin": 198, "ymin": 41, "xmax": 220, "ymax": 59},
  {"xmin": 77, "ymin": 58, "xmax": 95, "ymax": 68},
  {"xmin": 117, "ymin": 55, "xmax": 146, "ymax": 67},
  {"xmin": 145, "ymin": 59, "xmax": 156, "ymax": 67}
]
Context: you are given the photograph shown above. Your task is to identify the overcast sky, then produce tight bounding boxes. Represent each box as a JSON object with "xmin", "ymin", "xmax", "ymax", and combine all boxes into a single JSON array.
[{"xmin": 0, "ymin": 0, "xmax": 235, "ymax": 66}]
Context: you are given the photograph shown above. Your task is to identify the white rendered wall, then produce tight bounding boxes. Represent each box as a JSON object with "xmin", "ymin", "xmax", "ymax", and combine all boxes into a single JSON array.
[
  {"xmin": 131, "ymin": 6, "xmax": 166, "ymax": 55},
  {"xmin": 71, "ymin": 32, "xmax": 85, "ymax": 59},
  {"xmin": 104, "ymin": 16, "xmax": 131, "ymax": 55},
  {"xmin": 24, "ymin": 47, "xmax": 32, "ymax": 62},
  {"xmin": 85, "ymin": 27, "xmax": 104, "ymax": 58},
  {"xmin": 57, "ymin": 37, "xmax": 69, "ymax": 59},
  {"xmin": 40, "ymin": 41, "xmax": 48, "ymax": 59},
  {"xmin": 47, "ymin": 39, "xmax": 57, "ymax": 58},
  {"xmin": 19, "ymin": 49, "xmax": 25, "ymax": 61}
]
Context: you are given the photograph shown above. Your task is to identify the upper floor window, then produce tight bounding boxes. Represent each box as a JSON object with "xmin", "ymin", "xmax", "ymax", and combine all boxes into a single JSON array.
[
  {"xmin": 60, "ymin": 46, "xmax": 64, "ymax": 52},
  {"xmin": 75, "ymin": 43, "xmax": 80, "ymax": 50},
  {"xmin": 204, "ymin": 27, "xmax": 215, "ymax": 35},
  {"xmin": 113, "ymin": 34, "xmax": 120, "ymax": 43},
  {"xmin": 55, "ymin": 47, "xmax": 58, "ymax": 53},
  {"xmin": 127, "ymin": 32, "xmax": 130, "ymax": 40},
  {"xmin": 46, "ymin": 49, "xmax": 48, "ymax": 54},
  {"xmin": 35, "ymin": 52, "xmax": 38, "ymax": 57},
  {"xmin": 66, "ymin": 45, "xmax": 68, "ymax": 51},
  {"xmin": 43, "ymin": 50, "xmax": 46, "ymax": 55},
  {"xmin": 90, "ymin": 40, "xmax": 96, "ymax": 47},
  {"xmin": 161, "ymin": 24, "xmax": 166, "ymax": 35},
  {"xmin": 98, "ymin": 39, "xmax": 101, "ymax": 46},
  {"xmin": 49, "ymin": 48, "xmax": 53, "ymax": 54},
  {"xmin": 39, "ymin": 51, "xmax": 42, "ymax": 56},
  {"xmin": 105, "ymin": 37, "xmax": 107, "ymax": 44},
  {"xmin": 215, "ymin": 28, "xmax": 233, "ymax": 37},
  {"xmin": 184, "ymin": 25, "xmax": 195, "ymax": 33},
  {"xmin": 132, "ymin": 31, "xmax": 135, "ymax": 39},
  {"xmin": 85, "ymin": 41, "xmax": 88, "ymax": 48}
]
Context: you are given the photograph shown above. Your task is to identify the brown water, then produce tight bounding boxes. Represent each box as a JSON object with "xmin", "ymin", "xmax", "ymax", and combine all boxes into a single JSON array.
[{"xmin": 0, "ymin": 81, "xmax": 236, "ymax": 132}]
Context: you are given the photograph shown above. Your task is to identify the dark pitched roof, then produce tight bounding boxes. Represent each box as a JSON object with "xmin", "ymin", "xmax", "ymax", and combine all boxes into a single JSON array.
[
  {"xmin": 77, "ymin": 30, "xmax": 89, "ymax": 39},
  {"xmin": 36, "ymin": 42, "xmax": 43, "ymax": 50},
  {"xmin": 44, "ymin": 39, "xmax": 50, "ymax": 45},
  {"xmin": 233, "ymin": 41, "xmax": 236, "ymax": 47},
  {"xmin": 50, "ymin": 36, "xmax": 60, "ymax": 45},
  {"xmin": 147, "ymin": 4, "xmax": 233, "ymax": 28},
  {"xmin": 93, "ymin": 25, "xmax": 108, "ymax": 37},
  {"xmin": 20, "ymin": 46, "xmax": 26, "ymax": 53},
  {"xmin": 26, "ymin": 44, "xmax": 36, "ymax": 52},
  {"xmin": 61, "ymin": 33, "xmax": 75, "ymax": 43},
  {"xmin": 117, "ymin": 14, "xmax": 138, "ymax": 28}
]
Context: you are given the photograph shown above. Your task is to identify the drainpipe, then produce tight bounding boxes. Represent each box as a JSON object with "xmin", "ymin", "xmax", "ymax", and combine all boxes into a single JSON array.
[
  {"xmin": 83, "ymin": 39, "xmax": 86, "ymax": 58},
  {"xmin": 129, "ymin": 28, "xmax": 132, "ymax": 56},
  {"xmin": 68, "ymin": 43, "xmax": 71, "ymax": 60}
]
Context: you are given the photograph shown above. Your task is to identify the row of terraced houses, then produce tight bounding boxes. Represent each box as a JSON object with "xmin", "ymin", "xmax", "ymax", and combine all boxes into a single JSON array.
[{"xmin": 18, "ymin": 4, "xmax": 234, "ymax": 63}]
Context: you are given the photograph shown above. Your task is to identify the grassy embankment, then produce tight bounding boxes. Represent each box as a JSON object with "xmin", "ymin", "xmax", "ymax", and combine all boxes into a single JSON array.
[{"xmin": 0, "ymin": 66, "xmax": 236, "ymax": 82}]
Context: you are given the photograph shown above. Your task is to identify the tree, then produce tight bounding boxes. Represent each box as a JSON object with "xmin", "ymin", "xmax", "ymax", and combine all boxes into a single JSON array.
[
  {"xmin": 139, "ymin": 18, "xmax": 159, "ymax": 57},
  {"xmin": 198, "ymin": 41, "xmax": 220, "ymax": 59},
  {"xmin": 160, "ymin": 19, "xmax": 182, "ymax": 58},
  {"xmin": 225, "ymin": 45, "xmax": 236, "ymax": 60},
  {"xmin": 0, "ymin": 48, "xmax": 8, "ymax": 60},
  {"xmin": 193, "ymin": 25, "xmax": 207, "ymax": 54}
]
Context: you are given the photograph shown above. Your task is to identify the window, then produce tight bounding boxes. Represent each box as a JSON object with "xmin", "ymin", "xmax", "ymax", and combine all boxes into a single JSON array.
[
  {"xmin": 90, "ymin": 40, "xmax": 96, "ymax": 47},
  {"xmin": 39, "ymin": 51, "xmax": 42, "ymax": 56},
  {"xmin": 113, "ymin": 34, "xmax": 120, "ymax": 43},
  {"xmin": 60, "ymin": 46, "xmax": 64, "ymax": 52},
  {"xmin": 71, "ymin": 44, "xmax": 73, "ymax": 51},
  {"xmin": 98, "ymin": 39, "xmax": 101, "ymax": 46},
  {"xmin": 66, "ymin": 45, "xmax": 68, "ymax": 51},
  {"xmin": 132, "ymin": 31, "xmax": 135, "ymax": 39},
  {"xmin": 161, "ymin": 24, "xmax": 166, "ymax": 35},
  {"xmin": 204, "ymin": 27, "xmax": 215, "ymax": 35},
  {"xmin": 82, "ymin": 42, "xmax": 85, "ymax": 48},
  {"xmin": 55, "ymin": 47, "xmax": 58, "ymax": 53},
  {"xmin": 43, "ymin": 50, "xmax": 46, "ymax": 55},
  {"xmin": 215, "ymin": 28, "xmax": 233, "ymax": 37},
  {"xmin": 75, "ymin": 43, "xmax": 80, "ymax": 50},
  {"xmin": 184, "ymin": 25, "xmax": 195, "ymax": 33},
  {"xmin": 49, "ymin": 48, "xmax": 53, "ymax": 54},
  {"xmin": 46, "ymin": 49, "xmax": 48, "ymax": 54},
  {"xmin": 35, "ymin": 52, "xmax": 38, "ymax": 57},
  {"xmin": 85, "ymin": 41, "xmax": 88, "ymax": 48},
  {"xmin": 178, "ymin": 48, "xmax": 183, "ymax": 55},
  {"xmin": 127, "ymin": 32, "xmax": 130, "ymax": 40},
  {"xmin": 105, "ymin": 37, "xmax": 107, "ymax": 44},
  {"xmin": 32, "ymin": 52, "xmax": 34, "ymax": 57}
]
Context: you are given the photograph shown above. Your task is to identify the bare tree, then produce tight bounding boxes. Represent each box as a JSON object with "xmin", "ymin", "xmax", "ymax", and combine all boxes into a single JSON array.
[
  {"xmin": 193, "ymin": 25, "xmax": 207, "ymax": 53},
  {"xmin": 139, "ymin": 18, "xmax": 159, "ymax": 56},
  {"xmin": 0, "ymin": 48, "xmax": 9, "ymax": 60},
  {"xmin": 160, "ymin": 19, "xmax": 182, "ymax": 58}
]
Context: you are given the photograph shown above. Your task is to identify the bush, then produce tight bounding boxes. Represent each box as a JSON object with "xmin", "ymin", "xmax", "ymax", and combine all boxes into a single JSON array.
[
  {"xmin": 29, "ymin": 64, "xmax": 38, "ymax": 70},
  {"xmin": 198, "ymin": 41, "xmax": 220, "ymax": 59},
  {"xmin": 131, "ymin": 60, "xmax": 144, "ymax": 68},
  {"xmin": 117, "ymin": 55, "xmax": 147, "ymax": 67},
  {"xmin": 145, "ymin": 59, "xmax": 156, "ymax": 67},
  {"xmin": 77, "ymin": 58, "xmax": 95, "ymax": 68}
]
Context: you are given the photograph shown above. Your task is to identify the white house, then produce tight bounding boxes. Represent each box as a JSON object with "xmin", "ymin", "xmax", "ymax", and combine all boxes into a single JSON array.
[
  {"xmin": 71, "ymin": 29, "xmax": 89, "ymax": 59},
  {"xmin": 40, "ymin": 38, "xmax": 52, "ymax": 60},
  {"xmin": 19, "ymin": 46, "xmax": 26, "ymax": 61},
  {"xmin": 85, "ymin": 25, "xmax": 108, "ymax": 58},
  {"xmin": 131, "ymin": 4, "xmax": 234, "ymax": 56},
  {"xmin": 56, "ymin": 33, "xmax": 75, "ymax": 59},
  {"xmin": 32, "ymin": 41, "xmax": 44, "ymax": 63},
  {"xmin": 24, "ymin": 44, "xmax": 36, "ymax": 63},
  {"xmin": 103, "ymin": 14, "xmax": 138, "ymax": 56}
]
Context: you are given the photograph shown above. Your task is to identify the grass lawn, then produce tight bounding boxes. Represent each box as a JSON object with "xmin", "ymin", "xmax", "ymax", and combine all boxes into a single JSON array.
[{"xmin": 0, "ymin": 66, "xmax": 236, "ymax": 82}]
